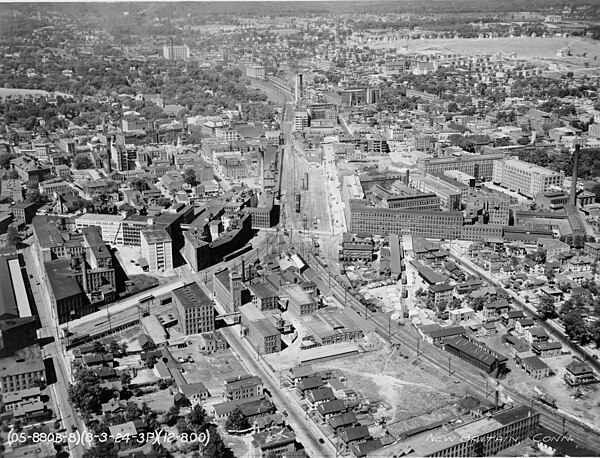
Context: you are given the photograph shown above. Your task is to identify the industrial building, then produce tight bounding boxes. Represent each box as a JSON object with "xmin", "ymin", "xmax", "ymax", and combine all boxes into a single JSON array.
[
  {"xmin": 172, "ymin": 282, "xmax": 215, "ymax": 335},
  {"xmin": 492, "ymin": 158, "xmax": 564, "ymax": 198}
]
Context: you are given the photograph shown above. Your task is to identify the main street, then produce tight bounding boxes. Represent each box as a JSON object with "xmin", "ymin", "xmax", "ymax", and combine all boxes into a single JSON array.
[
  {"xmin": 220, "ymin": 323, "xmax": 336, "ymax": 458},
  {"xmin": 22, "ymin": 243, "xmax": 85, "ymax": 458}
]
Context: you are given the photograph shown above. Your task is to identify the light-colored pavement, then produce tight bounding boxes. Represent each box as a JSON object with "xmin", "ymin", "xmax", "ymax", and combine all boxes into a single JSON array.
[
  {"xmin": 220, "ymin": 326, "xmax": 336, "ymax": 458},
  {"xmin": 23, "ymin": 244, "xmax": 85, "ymax": 458}
]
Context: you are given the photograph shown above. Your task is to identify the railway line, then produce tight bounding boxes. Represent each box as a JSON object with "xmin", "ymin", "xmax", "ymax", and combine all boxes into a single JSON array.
[{"xmin": 308, "ymin": 254, "xmax": 600, "ymax": 452}]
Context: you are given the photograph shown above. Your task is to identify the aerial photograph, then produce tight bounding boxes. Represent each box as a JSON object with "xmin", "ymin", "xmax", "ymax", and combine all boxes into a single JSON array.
[{"xmin": 1, "ymin": 0, "xmax": 600, "ymax": 457}]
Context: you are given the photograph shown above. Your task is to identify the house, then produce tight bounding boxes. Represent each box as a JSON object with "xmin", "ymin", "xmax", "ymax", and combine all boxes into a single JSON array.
[
  {"xmin": 316, "ymin": 399, "xmax": 347, "ymax": 421},
  {"xmin": 153, "ymin": 361, "xmax": 172, "ymax": 380},
  {"xmin": 287, "ymin": 365, "xmax": 316, "ymax": 387},
  {"xmin": 564, "ymin": 360, "xmax": 598, "ymax": 387},
  {"xmin": 101, "ymin": 398, "xmax": 128, "ymax": 414},
  {"xmin": 211, "ymin": 396, "xmax": 273, "ymax": 420},
  {"xmin": 254, "ymin": 413, "xmax": 285, "ymax": 432},
  {"xmin": 526, "ymin": 327, "xmax": 549, "ymax": 344},
  {"xmin": 482, "ymin": 300, "xmax": 511, "ymax": 322},
  {"xmin": 481, "ymin": 322, "xmax": 497, "ymax": 336},
  {"xmin": 252, "ymin": 427, "xmax": 296, "ymax": 458},
  {"xmin": 179, "ymin": 382, "xmax": 210, "ymax": 405},
  {"xmin": 502, "ymin": 310, "xmax": 526, "ymax": 327},
  {"xmin": 531, "ymin": 341, "xmax": 562, "ymax": 358},
  {"xmin": 307, "ymin": 387, "xmax": 335, "ymax": 408},
  {"xmin": 296, "ymin": 375, "xmax": 324, "ymax": 397},
  {"xmin": 328, "ymin": 411, "xmax": 358, "ymax": 435},
  {"xmin": 515, "ymin": 318, "xmax": 535, "ymax": 333},
  {"xmin": 138, "ymin": 334, "xmax": 155, "ymax": 351},
  {"xmin": 521, "ymin": 355, "xmax": 551, "ymax": 379},
  {"xmin": 449, "ymin": 307, "xmax": 475, "ymax": 325},
  {"xmin": 339, "ymin": 425, "xmax": 371, "ymax": 450},
  {"xmin": 351, "ymin": 438, "xmax": 384, "ymax": 458},
  {"xmin": 108, "ymin": 422, "xmax": 138, "ymax": 450},
  {"xmin": 428, "ymin": 282, "xmax": 454, "ymax": 306}
]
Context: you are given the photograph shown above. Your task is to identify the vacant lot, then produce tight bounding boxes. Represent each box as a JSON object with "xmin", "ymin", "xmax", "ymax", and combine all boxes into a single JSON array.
[
  {"xmin": 312, "ymin": 345, "xmax": 459, "ymax": 428},
  {"xmin": 170, "ymin": 345, "xmax": 247, "ymax": 393}
]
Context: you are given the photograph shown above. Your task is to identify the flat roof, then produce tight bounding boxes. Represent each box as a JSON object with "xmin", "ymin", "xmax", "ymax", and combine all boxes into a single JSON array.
[
  {"xmin": 8, "ymin": 258, "xmax": 30, "ymax": 318},
  {"xmin": 45, "ymin": 259, "xmax": 82, "ymax": 302},
  {"xmin": 172, "ymin": 282, "xmax": 212, "ymax": 310}
]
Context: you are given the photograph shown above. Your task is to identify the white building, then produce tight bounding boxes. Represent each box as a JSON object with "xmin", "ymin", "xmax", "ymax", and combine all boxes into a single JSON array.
[
  {"xmin": 492, "ymin": 159, "xmax": 564, "ymax": 198},
  {"xmin": 75, "ymin": 214, "xmax": 124, "ymax": 245}
]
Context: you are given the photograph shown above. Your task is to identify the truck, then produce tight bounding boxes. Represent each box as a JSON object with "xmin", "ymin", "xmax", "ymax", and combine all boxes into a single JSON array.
[{"xmin": 295, "ymin": 194, "xmax": 301, "ymax": 213}]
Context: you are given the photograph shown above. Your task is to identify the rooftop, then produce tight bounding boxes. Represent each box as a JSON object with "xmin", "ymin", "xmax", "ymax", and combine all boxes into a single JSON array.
[{"xmin": 172, "ymin": 282, "xmax": 213, "ymax": 310}]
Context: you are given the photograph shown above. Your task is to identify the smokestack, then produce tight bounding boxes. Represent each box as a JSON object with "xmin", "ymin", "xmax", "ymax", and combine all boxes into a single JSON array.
[
  {"xmin": 241, "ymin": 259, "xmax": 245, "ymax": 282},
  {"xmin": 404, "ymin": 169, "xmax": 410, "ymax": 186},
  {"xmin": 81, "ymin": 252, "xmax": 89, "ymax": 294},
  {"xmin": 570, "ymin": 144, "xmax": 580, "ymax": 206}
]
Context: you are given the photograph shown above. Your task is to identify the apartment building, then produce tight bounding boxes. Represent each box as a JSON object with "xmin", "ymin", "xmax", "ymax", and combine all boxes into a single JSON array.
[{"xmin": 140, "ymin": 226, "xmax": 173, "ymax": 272}]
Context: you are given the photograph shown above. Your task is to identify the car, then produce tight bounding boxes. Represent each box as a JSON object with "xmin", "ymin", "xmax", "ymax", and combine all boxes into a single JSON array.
[
  {"xmin": 593, "ymin": 355, "xmax": 599, "ymax": 360},
  {"xmin": 178, "ymin": 357, "xmax": 185, "ymax": 363},
  {"xmin": 36, "ymin": 281, "xmax": 40, "ymax": 285},
  {"xmin": 454, "ymin": 380, "xmax": 461, "ymax": 384},
  {"xmin": 130, "ymin": 260, "xmax": 135, "ymax": 263},
  {"xmin": 29, "ymin": 274, "xmax": 33, "ymax": 278},
  {"xmin": 318, "ymin": 438, "xmax": 325, "ymax": 444},
  {"xmin": 187, "ymin": 356, "xmax": 194, "ymax": 363}
]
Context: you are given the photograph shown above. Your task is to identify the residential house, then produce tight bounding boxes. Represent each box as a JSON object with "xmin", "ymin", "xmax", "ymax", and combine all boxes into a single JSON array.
[
  {"xmin": 296, "ymin": 375, "xmax": 324, "ymax": 398},
  {"xmin": 564, "ymin": 360, "xmax": 598, "ymax": 386},
  {"xmin": 252, "ymin": 427, "xmax": 296, "ymax": 458},
  {"xmin": 502, "ymin": 310, "xmax": 526, "ymax": 327},
  {"xmin": 515, "ymin": 318, "xmax": 536, "ymax": 334},
  {"xmin": 316, "ymin": 399, "xmax": 347, "ymax": 421},
  {"xmin": 339, "ymin": 425, "xmax": 371, "ymax": 451},
  {"xmin": 526, "ymin": 327, "xmax": 549, "ymax": 344},
  {"xmin": 287, "ymin": 365, "xmax": 316, "ymax": 387},
  {"xmin": 328, "ymin": 411, "xmax": 359, "ymax": 435},
  {"xmin": 179, "ymin": 382, "xmax": 210, "ymax": 405},
  {"xmin": 531, "ymin": 341, "xmax": 562, "ymax": 358},
  {"xmin": 449, "ymin": 307, "xmax": 475, "ymax": 325},
  {"xmin": 482, "ymin": 300, "xmax": 511, "ymax": 322},
  {"xmin": 306, "ymin": 387, "xmax": 336, "ymax": 409}
]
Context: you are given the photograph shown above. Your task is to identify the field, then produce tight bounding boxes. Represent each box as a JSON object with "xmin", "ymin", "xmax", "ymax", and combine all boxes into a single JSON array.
[
  {"xmin": 371, "ymin": 36, "xmax": 600, "ymax": 61},
  {"xmin": 312, "ymin": 344, "xmax": 464, "ymax": 436},
  {"xmin": 0, "ymin": 87, "xmax": 71, "ymax": 98}
]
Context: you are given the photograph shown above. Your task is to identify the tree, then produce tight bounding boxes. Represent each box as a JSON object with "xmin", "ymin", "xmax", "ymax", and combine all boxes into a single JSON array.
[
  {"xmin": 73, "ymin": 153, "xmax": 94, "ymax": 170},
  {"xmin": 225, "ymin": 407, "xmax": 249, "ymax": 431},
  {"xmin": 26, "ymin": 189, "xmax": 47, "ymax": 206},
  {"xmin": 3, "ymin": 169, "xmax": 20, "ymax": 180},
  {"xmin": 68, "ymin": 367, "xmax": 106, "ymax": 417},
  {"xmin": 563, "ymin": 311, "xmax": 590, "ymax": 344},
  {"xmin": 0, "ymin": 153, "xmax": 16, "ymax": 169},
  {"xmin": 124, "ymin": 402, "xmax": 141, "ymax": 422},
  {"xmin": 202, "ymin": 425, "xmax": 232, "ymax": 458},
  {"xmin": 120, "ymin": 371, "xmax": 132, "ymax": 387},
  {"xmin": 183, "ymin": 168, "xmax": 197, "ymax": 186},
  {"xmin": 187, "ymin": 404, "xmax": 207, "ymax": 431},
  {"xmin": 537, "ymin": 295, "xmax": 558, "ymax": 321},
  {"xmin": 177, "ymin": 418, "xmax": 192, "ymax": 435},
  {"xmin": 131, "ymin": 178, "xmax": 150, "ymax": 192},
  {"xmin": 6, "ymin": 226, "xmax": 21, "ymax": 247},
  {"xmin": 162, "ymin": 405, "xmax": 180, "ymax": 426}
]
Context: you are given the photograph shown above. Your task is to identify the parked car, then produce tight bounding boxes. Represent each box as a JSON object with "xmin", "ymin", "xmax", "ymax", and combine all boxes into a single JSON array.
[{"xmin": 187, "ymin": 356, "xmax": 194, "ymax": 363}]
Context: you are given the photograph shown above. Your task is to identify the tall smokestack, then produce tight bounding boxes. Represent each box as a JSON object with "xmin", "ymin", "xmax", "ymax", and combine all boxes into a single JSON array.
[
  {"xmin": 81, "ymin": 253, "xmax": 89, "ymax": 294},
  {"xmin": 241, "ymin": 259, "xmax": 246, "ymax": 283},
  {"xmin": 570, "ymin": 144, "xmax": 580, "ymax": 206}
]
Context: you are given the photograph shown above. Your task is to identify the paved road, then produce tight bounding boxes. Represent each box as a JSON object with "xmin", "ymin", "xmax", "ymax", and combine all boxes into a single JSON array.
[
  {"xmin": 22, "ymin": 244, "xmax": 85, "ymax": 458},
  {"xmin": 307, "ymin": 252, "xmax": 600, "ymax": 453},
  {"xmin": 220, "ymin": 325, "xmax": 336, "ymax": 458}
]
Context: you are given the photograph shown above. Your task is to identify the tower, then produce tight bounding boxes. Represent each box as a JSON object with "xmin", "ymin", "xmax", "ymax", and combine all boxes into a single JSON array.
[
  {"xmin": 229, "ymin": 268, "xmax": 242, "ymax": 313},
  {"xmin": 570, "ymin": 144, "xmax": 581, "ymax": 206}
]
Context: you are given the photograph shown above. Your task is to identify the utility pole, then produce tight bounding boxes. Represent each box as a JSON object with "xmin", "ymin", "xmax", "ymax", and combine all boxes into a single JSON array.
[
  {"xmin": 416, "ymin": 336, "xmax": 420, "ymax": 358},
  {"xmin": 448, "ymin": 356, "xmax": 451, "ymax": 377},
  {"xmin": 562, "ymin": 416, "xmax": 566, "ymax": 436},
  {"xmin": 388, "ymin": 312, "xmax": 391, "ymax": 341}
]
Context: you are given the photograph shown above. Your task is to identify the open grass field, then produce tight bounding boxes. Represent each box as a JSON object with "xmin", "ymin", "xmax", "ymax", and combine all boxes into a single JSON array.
[{"xmin": 0, "ymin": 87, "xmax": 71, "ymax": 98}]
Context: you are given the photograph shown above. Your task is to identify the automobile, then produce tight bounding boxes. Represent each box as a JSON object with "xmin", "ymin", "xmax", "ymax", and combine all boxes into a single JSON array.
[
  {"xmin": 54, "ymin": 419, "xmax": 62, "ymax": 429},
  {"xmin": 36, "ymin": 281, "xmax": 40, "ymax": 285},
  {"xmin": 71, "ymin": 425, "xmax": 78, "ymax": 432},
  {"xmin": 593, "ymin": 355, "xmax": 599, "ymax": 360},
  {"xmin": 177, "ymin": 357, "xmax": 185, "ymax": 363},
  {"xmin": 187, "ymin": 356, "xmax": 194, "ymax": 363},
  {"xmin": 318, "ymin": 438, "xmax": 325, "ymax": 444},
  {"xmin": 130, "ymin": 260, "xmax": 135, "ymax": 263},
  {"xmin": 454, "ymin": 380, "xmax": 461, "ymax": 384},
  {"xmin": 29, "ymin": 274, "xmax": 33, "ymax": 278}
]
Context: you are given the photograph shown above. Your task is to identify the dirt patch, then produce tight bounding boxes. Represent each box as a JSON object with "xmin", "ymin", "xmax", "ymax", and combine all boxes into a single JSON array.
[{"xmin": 136, "ymin": 387, "xmax": 176, "ymax": 414}]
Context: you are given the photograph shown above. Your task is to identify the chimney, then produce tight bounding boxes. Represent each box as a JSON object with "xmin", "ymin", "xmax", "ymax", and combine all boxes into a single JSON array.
[
  {"xmin": 241, "ymin": 259, "xmax": 246, "ymax": 282},
  {"xmin": 570, "ymin": 144, "xmax": 580, "ymax": 206},
  {"xmin": 403, "ymin": 169, "xmax": 410, "ymax": 186},
  {"xmin": 80, "ymin": 252, "xmax": 89, "ymax": 294}
]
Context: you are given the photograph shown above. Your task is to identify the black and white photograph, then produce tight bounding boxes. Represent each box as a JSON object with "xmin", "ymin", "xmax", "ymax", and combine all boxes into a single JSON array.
[{"xmin": 0, "ymin": 1, "xmax": 600, "ymax": 457}]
